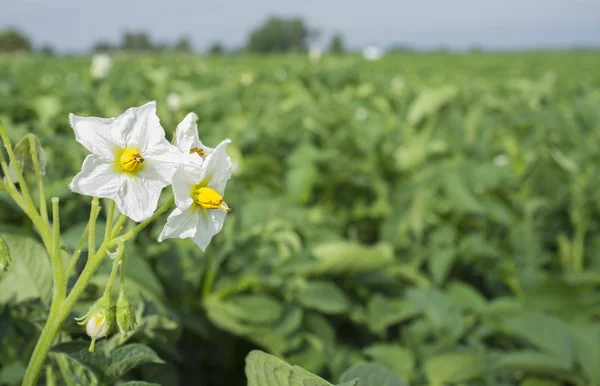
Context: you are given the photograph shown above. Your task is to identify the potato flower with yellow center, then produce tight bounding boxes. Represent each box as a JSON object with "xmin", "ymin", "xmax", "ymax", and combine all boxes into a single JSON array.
[
  {"xmin": 174, "ymin": 112, "xmax": 215, "ymax": 162},
  {"xmin": 69, "ymin": 101, "xmax": 183, "ymax": 222},
  {"xmin": 158, "ymin": 139, "xmax": 232, "ymax": 251}
]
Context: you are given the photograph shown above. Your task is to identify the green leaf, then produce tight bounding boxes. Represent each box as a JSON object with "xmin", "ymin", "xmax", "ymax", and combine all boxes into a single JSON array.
[
  {"xmin": 366, "ymin": 295, "xmax": 419, "ymax": 334},
  {"xmin": 424, "ymin": 352, "xmax": 485, "ymax": 386},
  {"xmin": 573, "ymin": 324, "xmax": 600, "ymax": 384},
  {"xmin": 51, "ymin": 341, "xmax": 108, "ymax": 377},
  {"xmin": 428, "ymin": 248, "xmax": 456, "ymax": 285},
  {"xmin": 363, "ymin": 344, "xmax": 414, "ymax": 381},
  {"xmin": 310, "ymin": 242, "xmax": 393, "ymax": 275},
  {"xmin": 339, "ymin": 363, "xmax": 407, "ymax": 386},
  {"xmin": 0, "ymin": 233, "xmax": 52, "ymax": 304},
  {"xmin": 493, "ymin": 350, "xmax": 572, "ymax": 374},
  {"xmin": 296, "ymin": 281, "xmax": 350, "ymax": 314},
  {"xmin": 442, "ymin": 171, "xmax": 484, "ymax": 214},
  {"xmin": 106, "ymin": 344, "xmax": 164, "ymax": 383},
  {"xmin": 117, "ymin": 382, "xmax": 162, "ymax": 386},
  {"xmin": 407, "ymin": 85, "xmax": 457, "ymax": 125},
  {"xmin": 245, "ymin": 350, "xmax": 333, "ymax": 386},
  {"xmin": 0, "ymin": 361, "xmax": 26, "ymax": 385}
]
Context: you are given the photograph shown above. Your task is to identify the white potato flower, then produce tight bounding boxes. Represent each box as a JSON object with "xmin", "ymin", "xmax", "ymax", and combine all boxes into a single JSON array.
[
  {"xmin": 362, "ymin": 45, "xmax": 385, "ymax": 61},
  {"xmin": 174, "ymin": 112, "xmax": 216, "ymax": 161},
  {"xmin": 158, "ymin": 139, "xmax": 232, "ymax": 251},
  {"xmin": 69, "ymin": 101, "xmax": 183, "ymax": 222},
  {"xmin": 91, "ymin": 53, "xmax": 111, "ymax": 79}
]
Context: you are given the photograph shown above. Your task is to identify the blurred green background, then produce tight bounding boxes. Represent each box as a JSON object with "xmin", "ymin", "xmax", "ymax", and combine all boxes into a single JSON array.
[{"xmin": 2, "ymin": 4, "xmax": 600, "ymax": 385}]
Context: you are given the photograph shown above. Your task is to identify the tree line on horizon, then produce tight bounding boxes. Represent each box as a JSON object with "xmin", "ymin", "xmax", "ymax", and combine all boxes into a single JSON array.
[{"xmin": 0, "ymin": 17, "xmax": 361, "ymax": 56}]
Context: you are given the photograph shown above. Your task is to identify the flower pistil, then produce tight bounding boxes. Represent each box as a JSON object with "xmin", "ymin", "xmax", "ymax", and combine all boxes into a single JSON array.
[
  {"xmin": 118, "ymin": 148, "xmax": 144, "ymax": 172},
  {"xmin": 193, "ymin": 186, "xmax": 231, "ymax": 212}
]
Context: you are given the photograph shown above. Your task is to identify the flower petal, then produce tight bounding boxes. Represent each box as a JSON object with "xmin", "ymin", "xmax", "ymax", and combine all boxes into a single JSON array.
[
  {"xmin": 70, "ymin": 155, "xmax": 122, "ymax": 198},
  {"xmin": 69, "ymin": 114, "xmax": 121, "ymax": 159},
  {"xmin": 205, "ymin": 139, "xmax": 232, "ymax": 194},
  {"xmin": 112, "ymin": 101, "xmax": 166, "ymax": 152},
  {"xmin": 141, "ymin": 142, "xmax": 183, "ymax": 185},
  {"xmin": 192, "ymin": 209, "xmax": 227, "ymax": 251},
  {"xmin": 157, "ymin": 207, "xmax": 199, "ymax": 242},
  {"xmin": 172, "ymin": 161, "xmax": 204, "ymax": 210},
  {"xmin": 115, "ymin": 176, "xmax": 163, "ymax": 222},
  {"xmin": 174, "ymin": 112, "xmax": 200, "ymax": 153}
]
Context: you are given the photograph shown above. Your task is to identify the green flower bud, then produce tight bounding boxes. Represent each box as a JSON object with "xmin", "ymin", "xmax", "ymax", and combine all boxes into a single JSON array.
[
  {"xmin": 0, "ymin": 237, "xmax": 10, "ymax": 271},
  {"xmin": 75, "ymin": 295, "xmax": 114, "ymax": 352},
  {"xmin": 4, "ymin": 134, "xmax": 46, "ymax": 184},
  {"xmin": 116, "ymin": 290, "xmax": 137, "ymax": 337}
]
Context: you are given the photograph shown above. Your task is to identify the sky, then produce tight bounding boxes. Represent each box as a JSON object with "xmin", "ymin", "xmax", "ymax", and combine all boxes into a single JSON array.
[{"xmin": 1, "ymin": 0, "xmax": 599, "ymax": 52}]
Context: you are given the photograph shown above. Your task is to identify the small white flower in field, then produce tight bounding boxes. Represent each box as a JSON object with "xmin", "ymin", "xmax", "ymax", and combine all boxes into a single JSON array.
[
  {"xmin": 91, "ymin": 53, "xmax": 112, "ymax": 79},
  {"xmin": 167, "ymin": 92, "xmax": 182, "ymax": 111},
  {"xmin": 354, "ymin": 107, "xmax": 369, "ymax": 121},
  {"xmin": 493, "ymin": 154, "xmax": 509, "ymax": 167},
  {"xmin": 362, "ymin": 45, "xmax": 384, "ymax": 61},
  {"xmin": 69, "ymin": 101, "xmax": 182, "ymax": 222},
  {"xmin": 308, "ymin": 44, "xmax": 323, "ymax": 63},
  {"xmin": 240, "ymin": 72, "xmax": 254, "ymax": 86},
  {"xmin": 174, "ymin": 112, "xmax": 217, "ymax": 161},
  {"xmin": 158, "ymin": 139, "xmax": 232, "ymax": 251}
]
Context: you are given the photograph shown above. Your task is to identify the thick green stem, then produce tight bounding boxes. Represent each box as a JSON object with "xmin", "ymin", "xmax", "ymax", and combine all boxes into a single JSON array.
[
  {"xmin": 29, "ymin": 135, "xmax": 48, "ymax": 223},
  {"xmin": 88, "ymin": 198, "xmax": 100, "ymax": 261},
  {"xmin": 64, "ymin": 224, "xmax": 89, "ymax": 279}
]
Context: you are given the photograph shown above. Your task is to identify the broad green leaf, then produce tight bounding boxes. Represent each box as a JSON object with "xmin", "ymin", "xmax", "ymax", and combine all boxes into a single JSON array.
[
  {"xmin": 428, "ymin": 248, "xmax": 456, "ymax": 285},
  {"xmin": 445, "ymin": 281, "xmax": 487, "ymax": 312},
  {"xmin": 311, "ymin": 242, "xmax": 393, "ymax": 275},
  {"xmin": 424, "ymin": 352, "xmax": 485, "ymax": 386},
  {"xmin": 363, "ymin": 344, "xmax": 414, "ymax": 381},
  {"xmin": 0, "ymin": 233, "xmax": 52, "ymax": 304},
  {"xmin": 0, "ymin": 361, "xmax": 25, "ymax": 385},
  {"xmin": 407, "ymin": 85, "xmax": 457, "ymax": 125},
  {"xmin": 245, "ymin": 350, "xmax": 333, "ymax": 386},
  {"xmin": 366, "ymin": 295, "xmax": 419, "ymax": 334},
  {"xmin": 573, "ymin": 324, "xmax": 600, "ymax": 384},
  {"xmin": 118, "ymin": 382, "xmax": 162, "ymax": 386},
  {"xmin": 493, "ymin": 350, "xmax": 572, "ymax": 374},
  {"xmin": 296, "ymin": 281, "xmax": 350, "ymax": 314},
  {"xmin": 339, "ymin": 363, "xmax": 407, "ymax": 386},
  {"xmin": 106, "ymin": 344, "xmax": 164, "ymax": 383},
  {"xmin": 442, "ymin": 171, "xmax": 484, "ymax": 214},
  {"xmin": 51, "ymin": 341, "xmax": 108, "ymax": 377}
]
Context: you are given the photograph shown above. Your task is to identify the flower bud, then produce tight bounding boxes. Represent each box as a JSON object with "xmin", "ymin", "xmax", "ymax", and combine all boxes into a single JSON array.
[
  {"xmin": 116, "ymin": 290, "xmax": 137, "ymax": 337},
  {"xmin": 5, "ymin": 134, "xmax": 47, "ymax": 185},
  {"xmin": 0, "ymin": 237, "xmax": 10, "ymax": 271},
  {"xmin": 75, "ymin": 295, "xmax": 114, "ymax": 352}
]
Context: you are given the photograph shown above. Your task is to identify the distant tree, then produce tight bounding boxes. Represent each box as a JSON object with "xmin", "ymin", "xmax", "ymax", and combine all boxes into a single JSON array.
[
  {"xmin": 0, "ymin": 28, "xmax": 32, "ymax": 52},
  {"xmin": 121, "ymin": 31, "xmax": 153, "ymax": 51},
  {"xmin": 246, "ymin": 16, "xmax": 315, "ymax": 54},
  {"xmin": 174, "ymin": 36, "xmax": 192, "ymax": 52},
  {"xmin": 93, "ymin": 41, "xmax": 115, "ymax": 52},
  {"xmin": 40, "ymin": 44, "xmax": 55, "ymax": 56},
  {"xmin": 328, "ymin": 33, "xmax": 345, "ymax": 54},
  {"xmin": 208, "ymin": 42, "xmax": 224, "ymax": 55}
]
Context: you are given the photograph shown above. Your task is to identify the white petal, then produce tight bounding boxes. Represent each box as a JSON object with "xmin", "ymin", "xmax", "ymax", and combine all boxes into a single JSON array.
[
  {"xmin": 174, "ymin": 112, "xmax": 200, "ymax": 153},
  {"xmin": 70, "ymin": 155, "xmax": 122, "ymax": 198},
  {"xmin": 69, "ymin": 114, "xmax": 120, "ymax": 159},
  {"xmin": 140, "ymin": 142, "xmax": 183, "ymax": 185},
  {"xmin": 172, "ymin": 162, "xmax": 204, "ymax": 210},
  {"xmin": 205, "ymin": 139, "xmax": 232, "ymax": 194},
  {"xmin": 112, "ymin": 102, "xmax": 166, "ymax": 152},
  {"xmin": 192, "ymin": 209, "xmax": 227, "ymax": 251},
  {"xmin": 157, "ymin": 207, "xmax": 199, "ymax": 242},
  {"xmin": 115, "ymin": 176, "xmax": 163, "ymax": 222}
]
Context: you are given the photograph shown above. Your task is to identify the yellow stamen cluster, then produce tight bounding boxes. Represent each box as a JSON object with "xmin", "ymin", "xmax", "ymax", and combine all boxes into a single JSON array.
[
  {"xmin": 119, "ymin": 148, "xmax": 144, "ymax": 172},
  {"xmin": 194, "ymin": 187, "xmax": 231, "ymax": 212},
  {"xmin": 190, "ymin": 147, "xmax": 205, "ymax": 157}
]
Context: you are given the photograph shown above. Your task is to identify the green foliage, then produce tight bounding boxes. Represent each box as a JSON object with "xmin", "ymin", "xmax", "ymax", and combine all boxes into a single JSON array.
[
  {"xmin": 1, "ymin": 52, "xmax": 600, "ymax": 385},
  {"xmin": 0, "ymin": 28, "xmax": 31, "ymax": 53},
  {"xmin": 246, "ymin": 17, "xmax": 314, "ymax": 53},
  {"xmin": 328, "ymin": 34, "xmax": 345, "ymax": 54}
]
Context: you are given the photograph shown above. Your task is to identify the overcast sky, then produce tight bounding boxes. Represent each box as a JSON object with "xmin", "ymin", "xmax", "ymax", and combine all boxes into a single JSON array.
[{"xmin": 1, "ymin": 0, "xmax": 599, "ymax": 52}]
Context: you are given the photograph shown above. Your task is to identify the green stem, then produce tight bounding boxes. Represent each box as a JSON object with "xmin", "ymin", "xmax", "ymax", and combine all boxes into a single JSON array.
[
  {"xmin": 64, "ymin": 224, "xmax": 89, "ymax": 279},
  {"xmin": 29, "ymin": 135, "xmax": 48, "ymax": 223},
  {"xmin": 104, "ymin": 243, "xmax": 124, "ymax": 297},
  {"xmin": 88, "ymin": 198, "xmax": 100, "ymax": 260},
  {"xmin": 202, "ymin": 253, "xmax": 216, "ymax": 297},
  {"xmin": 104, "ymin": 199, "xmax": 115, "ymax": 241},
  {"xmin": 111, "ymin": 214, "xmax": 128, "ymax": 239},
  {"xmin": 22, "ymin": 198, "xmax": 174, "ymax": 385}
]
